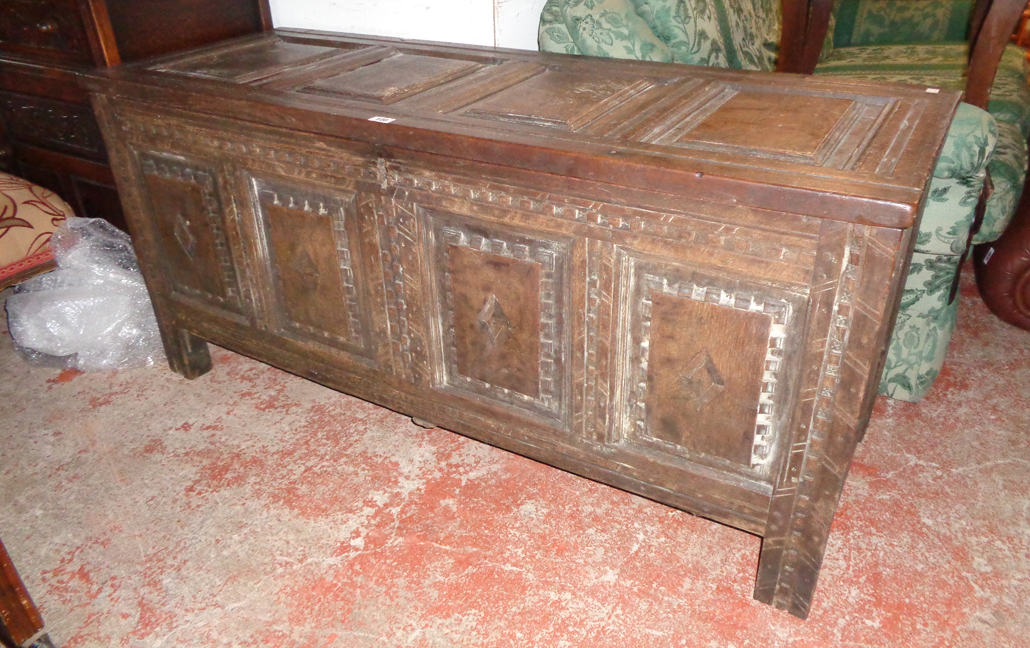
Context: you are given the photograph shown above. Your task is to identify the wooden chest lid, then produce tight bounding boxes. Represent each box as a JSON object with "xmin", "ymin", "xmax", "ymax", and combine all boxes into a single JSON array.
[{"xmin": 83, "ymin": 29, "xmax": 961, "ymax": 228}]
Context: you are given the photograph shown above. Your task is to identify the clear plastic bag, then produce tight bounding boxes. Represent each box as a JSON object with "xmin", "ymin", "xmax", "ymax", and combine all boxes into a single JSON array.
[{"xmin": 5, "ymin": 218, "xmax": 166, "ymax": 371}]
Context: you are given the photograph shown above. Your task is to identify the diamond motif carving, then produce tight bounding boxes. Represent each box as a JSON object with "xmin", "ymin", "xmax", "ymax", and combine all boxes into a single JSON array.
[
  {"xmin": 680, "ymin": 349, "xmax": 726, "ymax": 410},
  {"xmin": 174, "ymin": 212, "xmax": 197, "ymax": 259},
  {"xmin": 477, "ymin": 294, "xmax": 514, "ymax": 349},
  {"xmin": 138, "ymin": 153, "xmax": 242, "ymax": 314},
  {"xmin": 290, "ymin": 247, "xmax": 321, "ymax": 286},
  {"xmin": 253, "ymin": 177, "xmax": 370, "ymax": 356},
  {"xmin": 431, "ymin": 213, "xmax": 569, "ymax": 423}
]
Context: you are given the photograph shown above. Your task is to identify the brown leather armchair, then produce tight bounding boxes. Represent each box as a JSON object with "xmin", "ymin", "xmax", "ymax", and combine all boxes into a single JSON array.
[{"xmin": 975, "ymin": 197, "xmax": 1030, "ymax": 328}]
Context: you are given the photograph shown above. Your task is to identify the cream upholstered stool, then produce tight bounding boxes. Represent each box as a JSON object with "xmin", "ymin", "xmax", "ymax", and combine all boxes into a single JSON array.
[{"xmin": 0, "ymin": 173, "xmax": 74, "ymax": 290}]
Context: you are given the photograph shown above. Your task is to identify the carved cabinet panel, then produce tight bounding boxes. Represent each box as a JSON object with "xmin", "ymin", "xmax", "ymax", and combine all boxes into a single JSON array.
[
  {"xmin": 614, "ymin": 253, "xmax": 807, "ymax": 482},
  {"xmin": 0, "ymin": 92, "xmax": 106, "ymax": 160},
  {"xmin": 138, "ymin": 153, "xmax": 245, "ymax": 318},
  {"xmin": 426, "ymin": 211, "xmax": 571, "ymax": 425},
  {"xmin": 0, "ymin": 0, "xmax": 91, "ymax": 65},
  {"xmin": 366, "ymin": 170, "xmax": 577, "ymax": 426},
  {"xmin": 250, "ymin": 176, "xmax": 374, "ymax": 360},
  {"xmin": 0, "ymin": 0, "xmax": 271, "ymax": 232}
]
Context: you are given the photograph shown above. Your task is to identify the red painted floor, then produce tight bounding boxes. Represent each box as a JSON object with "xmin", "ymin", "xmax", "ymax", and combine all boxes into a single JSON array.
[{"xmin": 2, "ymin": 268, "xmax": 1029, "ymax": 648}]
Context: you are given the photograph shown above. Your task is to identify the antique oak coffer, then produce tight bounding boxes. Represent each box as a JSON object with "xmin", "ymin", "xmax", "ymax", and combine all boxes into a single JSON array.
[{"xmin": 82, "ymin": 29, "xmax": 958, "ymax": 618}]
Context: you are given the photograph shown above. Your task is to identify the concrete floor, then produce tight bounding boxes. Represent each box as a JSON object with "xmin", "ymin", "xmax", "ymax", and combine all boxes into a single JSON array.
[{"xmin": 2, "ymin": 269, "xmax": 1028, "ymax": 648}]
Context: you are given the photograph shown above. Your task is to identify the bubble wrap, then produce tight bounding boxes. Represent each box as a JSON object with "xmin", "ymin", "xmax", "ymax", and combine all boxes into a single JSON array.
[{"xmin": 6, "ymin": 218, "xmax": 166, "ymax": 371}]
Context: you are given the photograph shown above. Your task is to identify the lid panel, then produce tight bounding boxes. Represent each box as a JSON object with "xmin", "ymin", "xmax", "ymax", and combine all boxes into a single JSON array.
[
  {"xmin": 639, "ymin": 83, "xmax": 897, "ymax": 170},
  {"xmin": 155, "ymin": 37, "xmax": 360, "ymax": 83},
  {"xmin": 299, "ymin": 52, "xmax": 486, "ymax": 104},
  {"xmin": 458, "ymin": 68, "xmax": 659, "ymax": 131}
]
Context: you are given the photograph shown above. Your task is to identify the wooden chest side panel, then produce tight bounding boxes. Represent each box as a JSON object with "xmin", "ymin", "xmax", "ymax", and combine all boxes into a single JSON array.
[{"xmin": 754, "ymin": 220, "xmax": 911, "ymax": 618}]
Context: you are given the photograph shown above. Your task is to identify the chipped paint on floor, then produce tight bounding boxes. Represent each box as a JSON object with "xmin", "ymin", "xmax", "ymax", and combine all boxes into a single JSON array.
[{"xmin": 1, "ymin": 268, "xmax": 1028, "ymax": 647}]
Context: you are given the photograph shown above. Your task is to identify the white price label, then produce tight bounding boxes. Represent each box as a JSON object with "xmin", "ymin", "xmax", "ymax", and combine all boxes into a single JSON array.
[
  {"xmin": 369, "ymin": 116, "xmax": 396, "ymax": 123},
  {"xmin": 925, "ymin": 87, "xmax": 941, "ymax": 94}
]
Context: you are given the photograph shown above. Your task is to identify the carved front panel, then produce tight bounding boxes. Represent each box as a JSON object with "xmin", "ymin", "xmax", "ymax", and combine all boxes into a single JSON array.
[
  {"xmin": 617, "ymin": 252, "xmax": 806, "ymax": 478},
  {"xmin": 428, "ymin": 211, "xmax": 569, "ymax": 424},
  {"xmin": 0, "ymin": 93, "xmax": 106, "ymax": 159},
  {"xmin": 138, "ymin": 152, "xmax": 244, "ymax": 316},
  {"xmin": 645, "ymin": 292, "xmax": 774, "ymax": 466},
  {"xmin": 448, "ymin": 245, "xmax": 541, "ymax": 397},
  {"xmin": 251, "ymin": 176, "xmax": 373, "ymax": 359}
]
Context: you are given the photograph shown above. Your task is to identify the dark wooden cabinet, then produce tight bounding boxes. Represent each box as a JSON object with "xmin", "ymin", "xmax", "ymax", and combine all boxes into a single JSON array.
[
  {"xmin": 85, "ymin": 30, "xmax": 957, "ymax": 619},
  {"xmin": 0, "ymin": 537, "xmax": 50, "ymax": 648},
  {"xmin": 0, "ymin": 0, "xmax": 271, "ymax": 229}
]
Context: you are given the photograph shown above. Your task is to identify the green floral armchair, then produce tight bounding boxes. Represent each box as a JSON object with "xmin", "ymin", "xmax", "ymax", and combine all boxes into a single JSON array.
[
  {"xmin": 539, "ymin": 0, "xmax": 1028, "ymax": 402},
  {"xmin": 813, "ymin": 0, "xmax": 1030, "ymax": 400}
]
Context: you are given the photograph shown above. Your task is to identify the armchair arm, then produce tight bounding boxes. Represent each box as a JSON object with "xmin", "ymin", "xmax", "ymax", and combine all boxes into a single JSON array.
[
  {"xmin": 966, "ymin": 0, "xmax": 1028, "ymax": 109},
  {"xmin": 975, "ymin": 201, "xmax": 1030, "ymax": 329},
  {"xmin": 777, "ymin": 0, "xmax": 812, "ymax": 72},
  {"xmin": 776, "ymin": 0, "xmax": 834, "ymax": 73}
]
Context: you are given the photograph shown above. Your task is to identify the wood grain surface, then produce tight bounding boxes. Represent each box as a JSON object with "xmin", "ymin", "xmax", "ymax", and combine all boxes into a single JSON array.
[{"xmin": 85, "ymin": 30, "xmax": 956, "ymax": 618}]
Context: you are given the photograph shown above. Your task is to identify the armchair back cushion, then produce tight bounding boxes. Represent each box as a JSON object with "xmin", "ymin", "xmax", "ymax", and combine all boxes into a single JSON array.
[
  {"xmin": 832, "ymin": 0, "xmax": 975, "ymax": 47},
  {"xmin": 539, "ymin": 0, "xmax": 781, "ymax": 71},
  {"xmin": 810, "ymin": 0, "xmax": 1030, "ymax": 401}
]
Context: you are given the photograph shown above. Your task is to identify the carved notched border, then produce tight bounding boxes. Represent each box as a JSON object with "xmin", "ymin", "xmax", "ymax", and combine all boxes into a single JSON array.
[
  {"xmin": 138, "ymin": 152, "xmax": 242, "ymax": 313},
  {"xmin": 617, "ymin": 252, "xmax": 805, "ymax": 478}
]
